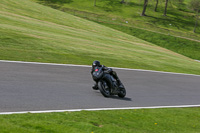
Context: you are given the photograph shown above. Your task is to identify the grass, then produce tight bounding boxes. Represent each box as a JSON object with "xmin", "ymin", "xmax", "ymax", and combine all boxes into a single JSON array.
[
  {"xmin": 36, "ymin": 0, "xmax": 200, "ymax": 36},
  {"xmin": 0, "ymin": 108, "xmax": 200, "ymax": 133},
  {"xmin": 1, "ymin": 0, "xmax": 200, "ymax": 75},
  {"xmin": 33, "ymin": 0, "xmax": 200, "ymax": 64},
  {"xmin": 96, "ymin": 22, "xmax": 200, "ymax": 60},
  {"xmin": 0, "ymin": 0, "xmax": 200, "ymax": 132}
]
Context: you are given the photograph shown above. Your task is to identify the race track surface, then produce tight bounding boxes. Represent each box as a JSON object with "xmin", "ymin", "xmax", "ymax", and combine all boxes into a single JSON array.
[{"xmin": 0, "ymin": 61, "xmax": 200, "ymax": 113}]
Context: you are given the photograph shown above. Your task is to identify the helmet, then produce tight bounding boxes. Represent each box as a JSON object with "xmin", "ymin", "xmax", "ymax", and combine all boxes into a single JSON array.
[{"xmin": 92, "ymin": 60, "xmax": 100, "ymax": 69}]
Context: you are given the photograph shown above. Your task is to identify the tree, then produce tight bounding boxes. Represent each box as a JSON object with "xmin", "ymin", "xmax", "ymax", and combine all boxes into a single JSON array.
[
  {"xmin": 154, "ymin": 0, "xmax": 159, "ymax": 12},
  {"xmin": 189, "ymin": 0, "xmax": 200, "ymax": 33},
  {"xmin": 163, "ymin": 0, "xmax": 169, "ymax": 16},
  {"xmin": 141, "ymin": 0, "xmax": 148, "ymax": 16},
  {"xmin": 94, "ymin": 0, "xmax": 96, "ymax": 6}
]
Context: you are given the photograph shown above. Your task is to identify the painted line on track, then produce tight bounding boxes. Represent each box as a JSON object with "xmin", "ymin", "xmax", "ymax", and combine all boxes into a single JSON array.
[
  {"xmin": 1, "ymin": 105, "xmax": 200, "ymax": 115},
  {"xmin": 0, "ymin": 60, "xmax": 200, "ymax": 77}
]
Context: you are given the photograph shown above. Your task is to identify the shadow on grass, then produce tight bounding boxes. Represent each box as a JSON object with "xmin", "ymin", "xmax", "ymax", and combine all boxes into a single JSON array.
[{"xmin": 141, "ymin": 14, "xmax": 195, "ymax": 31}]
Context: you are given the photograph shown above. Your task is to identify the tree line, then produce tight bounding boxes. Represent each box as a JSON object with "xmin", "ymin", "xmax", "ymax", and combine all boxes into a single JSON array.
[
  {"xmin": 140, "ymin": 0, "xmax": 199, "ymax": 16},
  {"xmin": 140, "ymin": 0, "xmax": 200, "ymax": 33}
]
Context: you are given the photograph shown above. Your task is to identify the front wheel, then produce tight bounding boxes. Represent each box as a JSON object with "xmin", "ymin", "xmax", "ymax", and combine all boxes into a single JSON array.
[
  {"xmin": 98, "ymin": 81, "xmax": 110, "ymax": 97},
  {"xmin": 118, "ymin": 88, "xmax": 126, "ymax": 98}
]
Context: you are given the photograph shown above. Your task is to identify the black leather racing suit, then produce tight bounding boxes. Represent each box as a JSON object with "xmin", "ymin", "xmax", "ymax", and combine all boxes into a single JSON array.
[{"xmin": 91, "ymin": 65, "xmax": 122, "ymax": 89}]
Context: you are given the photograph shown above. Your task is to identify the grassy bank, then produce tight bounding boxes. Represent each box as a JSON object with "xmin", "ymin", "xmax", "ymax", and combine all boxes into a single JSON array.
[
  {"xmin": 35, "ymin": 0, "xmax": 200, "ymax": 38},
  {"xmin": 0, "ymin": 108, "xmax": 200, "ymax": 133},
  {"xmin": 34, "ymin": 0, "xmax": 200, "ymax": 61},
  {"xmin": 1, "ymin": 0, "xmax": 200, "ymax": 75},
  {"xmin": 97, "ymin": 22, "xmax": 200, "ymax": 60}
]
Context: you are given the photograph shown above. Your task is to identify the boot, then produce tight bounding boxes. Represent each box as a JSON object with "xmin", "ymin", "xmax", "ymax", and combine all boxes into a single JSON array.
[{"xmin": 92, "ymin": 83, "xmax": 98, "ymax": 90}]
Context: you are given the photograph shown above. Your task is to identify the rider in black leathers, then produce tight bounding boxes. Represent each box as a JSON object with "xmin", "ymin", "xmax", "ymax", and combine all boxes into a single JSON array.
[{"xmin": 91, "ymin": 60, "xmax": 123, "ymax": 90}]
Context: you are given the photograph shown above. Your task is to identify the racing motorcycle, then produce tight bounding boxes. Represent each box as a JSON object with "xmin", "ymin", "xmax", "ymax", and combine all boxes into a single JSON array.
[{"xmin": 92, "ymin": 66, "xmax": 126, "ymax": 98}]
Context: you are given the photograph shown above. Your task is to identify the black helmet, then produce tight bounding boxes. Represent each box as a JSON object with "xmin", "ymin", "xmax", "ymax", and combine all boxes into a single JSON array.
[{"xmin": 92, "ymin": 60, "xmax": 100, "ymax": 68}]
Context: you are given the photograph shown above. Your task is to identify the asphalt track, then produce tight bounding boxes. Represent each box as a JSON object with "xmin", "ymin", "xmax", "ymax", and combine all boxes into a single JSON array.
[{"xmin": 0, "ymin": 60, "xmax": 200, "ymax": 114}]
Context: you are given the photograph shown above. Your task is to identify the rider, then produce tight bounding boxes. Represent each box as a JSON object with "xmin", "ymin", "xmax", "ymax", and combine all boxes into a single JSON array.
[{"xmin": 91, "ymin": 60, "xmax": 124, "ymax": 90}]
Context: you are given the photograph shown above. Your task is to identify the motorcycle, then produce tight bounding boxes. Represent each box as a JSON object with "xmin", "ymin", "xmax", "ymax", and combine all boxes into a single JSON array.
[{"xmin": 92, "ymin": 66, "xmax": 126, "ymax": 98}]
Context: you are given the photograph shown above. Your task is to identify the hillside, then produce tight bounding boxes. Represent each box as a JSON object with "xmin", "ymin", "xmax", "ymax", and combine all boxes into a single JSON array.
[
  {"xmin": 35, "ymin": 0, "xmax": 200, "ymax": 39},
  {"xmin": 33, "ymin": 0, "xmax": 200, "ymax": 61},
  {"xmin": 0, "ymin": 0, "xmax": 200, "ymax": 75}
]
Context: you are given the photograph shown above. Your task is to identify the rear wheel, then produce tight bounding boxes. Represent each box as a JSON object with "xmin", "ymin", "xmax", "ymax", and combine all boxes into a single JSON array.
[
  {"xmin": 98, "ymin": 81, "xmax": 110, "ymax": 97},
  {"xmin": 118, "ymin": 88, "xmax": 126, "ymax": 98}
]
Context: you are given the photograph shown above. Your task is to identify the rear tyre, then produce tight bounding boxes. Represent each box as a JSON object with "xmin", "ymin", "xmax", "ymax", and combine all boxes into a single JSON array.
[
  {"xmin": 98, "ymin": 81, "xmax": 110, "ymax": 97},
  {"xmin": 118, "ymin": 88, "xmax": 126, "ymax": 98}
]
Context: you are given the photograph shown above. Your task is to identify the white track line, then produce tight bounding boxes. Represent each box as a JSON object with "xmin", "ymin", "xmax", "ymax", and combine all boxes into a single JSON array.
[
  {"xmin": 0, "ymin": 60, "xmax": 200, "ymax": 77},
  {"xmin": 0, "ymin": 60, "xmax": 90, "ymax": 68},
  {"xmin": 1, "ymin": 105, "xmax": 200, "ymax": 115}
]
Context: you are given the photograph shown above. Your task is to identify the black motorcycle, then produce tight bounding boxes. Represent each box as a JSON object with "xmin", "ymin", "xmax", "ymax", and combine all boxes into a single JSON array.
[{"xmin": 92, "ymin": 66, "xmax": 126, "ymax": 98}]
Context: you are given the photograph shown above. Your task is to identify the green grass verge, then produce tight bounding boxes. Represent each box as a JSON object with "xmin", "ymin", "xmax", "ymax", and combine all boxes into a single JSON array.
[
  {"xmin": 1, "ymin": 0, "xmax": 200, "ymax": 75},
  {"xmin": 0, "ymin": 108, "xmax": 200, "ymax": 133}
]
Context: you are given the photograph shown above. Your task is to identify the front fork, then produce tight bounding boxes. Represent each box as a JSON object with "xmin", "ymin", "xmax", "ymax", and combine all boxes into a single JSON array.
[{"xmin": 102, "ymin": 74, "xmax": 119, "ymax": 94}]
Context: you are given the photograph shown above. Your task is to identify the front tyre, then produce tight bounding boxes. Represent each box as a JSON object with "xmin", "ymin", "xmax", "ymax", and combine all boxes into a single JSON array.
[
  {"xmin": 118, "ymin": 88, "xmax": 126, "ymax": 98},
  {"xmin": 98, "ymin": 81, "xmax": 110, "ymax": 97}
]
